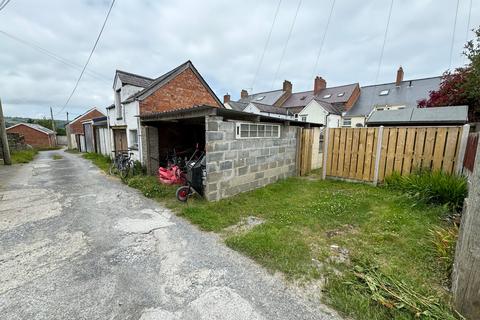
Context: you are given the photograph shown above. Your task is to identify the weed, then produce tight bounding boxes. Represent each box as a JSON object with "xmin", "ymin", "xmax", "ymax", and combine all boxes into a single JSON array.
[
  {"xmin": 430, "ymin": 225, "xmax": 458, "ymax": 283},
  {"xmin": 126, "ymin": 175, "xmax": 174, "ymax": 199},
  {"xmin": 384, "ymin": 170, "xmax": 467, "ymax": 212},
  {"xmin": 82, "ymin": 153, "xmax": 111, "ymax": 172},
  {"xmin": 52, "ymin": 154, "xmax": 63, "ymax": 160},
  {"xmin": 10, "ymin": 149, "xmax": 38, "ymax": 164}
]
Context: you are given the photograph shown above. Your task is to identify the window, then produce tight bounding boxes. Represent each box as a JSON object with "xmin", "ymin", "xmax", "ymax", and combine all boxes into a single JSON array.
[
  {"xmin": 256, "ymin": 96, "xmax": 265, "ymax": 101},
  {"xmin": 129, "ymin": 129, "xmax": 138, "ymax": 149},
  {"xmin": 337, "ymin": 92, "xmax": 345, "ymax": 97},
  {"xmin": 235, "ymin": 123, "xmax": 281, "ymax": 139},
  {"xmin": 294, "ymin": 114, "xmax": 299, "ymax": 119},
  {"xmin": 323, "ymin": 94, "xmax": 331, "ymax": 99},
  {"xmin": 115, "ymin": 89, "xmax": 122, "ymax": 119},
  {"xmin": 342, "ymin": 118, "xmax": 351, "ymax": 127},
  {"xmin": 301, "ymin": 116, "xmax": 307, "ymax": 122},
  {"xmin": 379, "ymin": 89, "xmax": 390, "ymax": 96}
]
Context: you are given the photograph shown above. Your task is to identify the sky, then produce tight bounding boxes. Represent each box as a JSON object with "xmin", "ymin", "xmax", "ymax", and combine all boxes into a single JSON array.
[{"xmin": 0, "ymin": 0, "xmax": 478, "ymax": 120}]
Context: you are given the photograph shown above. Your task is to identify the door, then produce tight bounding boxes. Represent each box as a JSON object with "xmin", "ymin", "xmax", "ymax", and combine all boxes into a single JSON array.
[
  {"xmin": 113, "ymin": 129, "xmax": 128, "ymax": 154},
  {"xmin": 83, "ymin": 123, "xmax": 94, "ymax": 152}
]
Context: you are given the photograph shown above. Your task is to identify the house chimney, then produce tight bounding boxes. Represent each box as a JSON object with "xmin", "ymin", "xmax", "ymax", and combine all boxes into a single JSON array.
[
  {"xmin": 240, "ymin": 89, "xmax": 248, "ymax": 99},
  {"xmin": 223, "ymin": 94, "xmax": 230, "ymax": 103},
  {"xmin": 283, "ymin": 80, "xmax": 292, "ymax": 94},
  {"xmin": 396, "ymin": 66, "xmax": 404, "ymax": 86},
  {"xmin": 314, "ymin": 76, "xmax": 327, "ymax": 95}
]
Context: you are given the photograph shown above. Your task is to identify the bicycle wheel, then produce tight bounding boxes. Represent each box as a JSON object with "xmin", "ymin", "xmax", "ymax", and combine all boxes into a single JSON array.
[
  {"xmin": 120, "ymin": 162, "xmax": 131, "ymax": 179},
  {"xmin": 109, "ymin": 162, "xmax": 118, "ymax": 175}
]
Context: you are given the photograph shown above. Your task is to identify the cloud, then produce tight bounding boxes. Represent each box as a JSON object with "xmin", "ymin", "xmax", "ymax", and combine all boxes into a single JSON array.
[{"xmin": 0, "ymin": 0, "xmax": 478, "ymax": 120}]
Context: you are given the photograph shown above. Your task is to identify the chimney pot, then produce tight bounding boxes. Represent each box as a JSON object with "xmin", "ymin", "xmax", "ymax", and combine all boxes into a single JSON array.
[
  {"xmin": 240, "ymin": 89, "xmax": 248, "ymax": 99},
  {"xmin": 283, "ymin": 80, "xmax": 292, "ymax": 94},
  {"xmin": 314, "ymin": 76, "xmax": 327, "ymax": 95},
  {"xmin": 223, "ymin": 94, "xmax": 230, "ymax": 103},
  {"xmin": 396, "ymin": 66, "xmax": 404, "ymax": 86}
]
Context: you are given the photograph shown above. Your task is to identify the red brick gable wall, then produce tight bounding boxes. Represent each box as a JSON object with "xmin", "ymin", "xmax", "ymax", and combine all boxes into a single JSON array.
[
  {"xmin": 69, "ymin": 109, "xmax": 104, "ymax": 134},
  {"xmin": 139, "ymin": 68, "xmax": 221, "ymax": 115},
  {"xmin": 7, "ymin": 124, "xmax": 54, "ymax": 148}
]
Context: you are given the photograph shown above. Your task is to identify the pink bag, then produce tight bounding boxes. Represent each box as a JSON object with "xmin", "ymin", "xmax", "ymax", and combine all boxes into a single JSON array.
[{"xmin": 158, "ymin": 165, "xmax": 185, "ymax": 185}]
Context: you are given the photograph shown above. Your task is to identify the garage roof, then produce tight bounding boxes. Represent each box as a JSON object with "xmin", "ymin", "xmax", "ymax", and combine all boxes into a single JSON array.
[
  {"xmin": 139, "ymin": 105, "xmax": 322, "ymax": 127},
  {"xmin": 366, "ymin": 106, "xmax": 468, "ymax": 125}
]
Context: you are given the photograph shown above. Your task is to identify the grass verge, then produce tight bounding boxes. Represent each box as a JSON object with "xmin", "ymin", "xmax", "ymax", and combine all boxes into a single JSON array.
[
  {"xmin": 11, "ymin": 149, "xmax": 38, "ymax": 164},
  {"xmin": 52, "ymin": 154, "xmax": 63, "ymax": 160},
  {"xmin": 82, "ymin": 154, "xmax": 464, "ymax": 319},
  {"xmin": 82, "ymin": 152, "xmax": 111, "ymax": 172}
]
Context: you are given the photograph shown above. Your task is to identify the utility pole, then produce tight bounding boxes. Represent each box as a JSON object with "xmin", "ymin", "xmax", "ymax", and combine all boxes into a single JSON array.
[
  {"xmin": 50, "ymin": 107, "xmax": 56, "ymax": 132},
  {"xmin": 65, "ymin": 111, "xmax": 72, "ymax": 150},
  {"xmin": 0, "ymin": 98, "xmax": 12, "ymax": 165},
  {"xmin": 66, "ymin": 112, "xmax": 69, "ymax": 123}
]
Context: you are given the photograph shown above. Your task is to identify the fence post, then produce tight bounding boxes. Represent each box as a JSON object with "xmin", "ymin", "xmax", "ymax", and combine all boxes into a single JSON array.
[
  {"xmin": 372, "ymin": 126, "xmax": 384, "ymax": 185},
  {"xmin": 322, "ymin": 127, "xmax": 329, "ymax": 179},
  {"xmin": 455, "ymin": 124, "xmax": 470, "ymax": 175}
]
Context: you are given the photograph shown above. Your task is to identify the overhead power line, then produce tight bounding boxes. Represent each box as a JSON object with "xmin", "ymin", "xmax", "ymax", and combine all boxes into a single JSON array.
[
  {"xmin": 0, "ymin": 30, "xmax": 110, "ymax": 82},
  {"xmin": 449, "ymin": 0, "xmax": 460, "ymax": 69},
  {"xmin": 251, "ymin": 0, "xmax": 282, "ymax": 92},
  {"xmin": 0, "ymin": 0, "xmax": 12, "ymax": 11},
  {"xmin": 271, "ymin": 0, "xmax": 302, "ymax": 89},
  {"xmin": 312, "ymin": 0, "xmax": 336, "ymax": 78},
  {"xmin": 56, "ymin": 0, "xmax": 116, "ymax": 115},
  {"xmin": 373, "ymin": 0, "xmax": 394, "ymax": 88}
]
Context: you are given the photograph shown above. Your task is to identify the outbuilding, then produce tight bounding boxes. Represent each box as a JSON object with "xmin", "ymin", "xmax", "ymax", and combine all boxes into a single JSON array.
[
  {"xmin": 6, "ymin": 123, "xmax": 56, "ymax": 148},
  {"xmin": 140, "ymin": 105, "xmax": 322, "ymax": 201}
]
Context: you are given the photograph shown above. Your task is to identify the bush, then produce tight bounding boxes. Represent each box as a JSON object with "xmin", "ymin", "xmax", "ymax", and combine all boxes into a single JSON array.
[
  {"xmin": 126, "ymin": 175, "xmax": 173, "ymax": 199},
  {"xmin": 384, "ymin": 170, "xmax": 467, "ymax": 212}
]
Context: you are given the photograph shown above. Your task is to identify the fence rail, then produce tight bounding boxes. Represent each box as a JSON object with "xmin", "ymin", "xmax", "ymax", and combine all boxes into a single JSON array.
[
  {"xmin": 463, "ymin": 133, "xmax": 478, "ymax": 173},
  {"xmin": 323, "ymin": 125, "xmax": 469, "ymax": 183}
]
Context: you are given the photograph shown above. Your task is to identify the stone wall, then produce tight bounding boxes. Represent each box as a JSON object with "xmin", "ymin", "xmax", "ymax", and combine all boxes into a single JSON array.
[
  {"xmin": 205, "ymin": 116, "xmax": 299, "ymax": 201},
  {"xmin": 452, "ymin": 137, "xmax": 480, "ymax": 319}
]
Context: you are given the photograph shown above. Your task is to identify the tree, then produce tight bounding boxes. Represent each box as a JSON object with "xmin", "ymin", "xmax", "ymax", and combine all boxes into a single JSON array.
[{"xmin": 418, "ymin": 26, "xmax": 480, "ymax": 122}]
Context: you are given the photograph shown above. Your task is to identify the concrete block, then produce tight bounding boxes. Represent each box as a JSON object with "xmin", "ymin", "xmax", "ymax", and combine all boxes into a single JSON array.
[
  {"xmin": 207, "ymin": 121, "xmax": 219, "ymax": 131},
  {"xmin": 224, "ymin": 150, "xmax": 238, "ymax": 160},
  {"xmin": 207, "ymin": 163, "xmax": 219, "ymax": 173},
  {"xmin": 207, "ymin": 171, "xmax": 223, "ymax": 182},
  {"xmin": 234, "ymin": 158, "xmax": 246, "ymax": 168},
  {"xmin": 250, "ymin": 164, "xmax": 259, "ymax": 173},
  {"xmin": 220, "ymin": 160, "xmax": 233, "ymax": 170},
  {"xmin": 255, "ymin": 172, "xmax": 264, "ymax": 179},
  {"xmin": 214, "ymin": 143, "xmax": 229, "ymax": 152},
  {"xmin": 207, "ymin": 152, "xmax": 223, "ymax": 162},
  {"xmin": 207, "ymin": 132, "xmax": 224, "ymax": 141},
  {"xmin": 230, "ymin": 140, "xmax": 242, "ymax": 150},
  {"xmin": 238, "ymin": 166, "xmax": 248, "ymax": 176}
]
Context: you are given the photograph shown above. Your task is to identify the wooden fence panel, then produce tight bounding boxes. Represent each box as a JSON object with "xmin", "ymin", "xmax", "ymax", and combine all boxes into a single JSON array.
[
  {"xmin": 463, "ymin": 133, "xmax": 478, "ymax": 172},
  {"xmin": 324, "ymin": 126, "xmax": 465, "ymax": 183},
  {"xmin": 349, "ymin": 128, "xmax": 360, "ymax": 179}
]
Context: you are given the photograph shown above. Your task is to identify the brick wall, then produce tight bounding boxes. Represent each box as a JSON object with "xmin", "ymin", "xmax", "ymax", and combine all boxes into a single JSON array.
[
  {"xmin": 140, "ymin": 68, "xmax": 221, "ymax": 115},
  {"xmin": 69, "ymin": 109, "xmax": 105, "ymax": 134},
  {"xmin": 6, "ymin": 125, "xmax": 54, "ymax": 148},
  {"xmin": 204, "ymin": 116, "xmax": 299, "ymax": 201}
]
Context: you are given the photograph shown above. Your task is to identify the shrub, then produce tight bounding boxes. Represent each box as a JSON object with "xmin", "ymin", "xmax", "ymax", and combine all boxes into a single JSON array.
[{"xmin": 384, "ymin": 170, "xmax": 467, "ymax": 212}]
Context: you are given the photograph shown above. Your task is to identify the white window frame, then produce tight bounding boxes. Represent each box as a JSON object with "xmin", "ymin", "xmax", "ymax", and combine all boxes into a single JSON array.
[
  {"xmin": 342, "ymin": 118, "xmax": 352, "ymax": 127},
  {"xmin": 235, "ymin": 122, "xmax": 281, "ymax": 139},
  {"xmin": 115, "ymin": 89, "xmax": 123, "ymax": 119},
  {"xmin": 129, "ymin": 129, "xmax": 138, "ymax": 149}
]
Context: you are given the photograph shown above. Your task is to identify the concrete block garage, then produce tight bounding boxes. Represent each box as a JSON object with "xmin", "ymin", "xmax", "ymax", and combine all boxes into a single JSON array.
[{"xmin": 140, "ymin": 105, "xmax": 321, "ymax": 201}]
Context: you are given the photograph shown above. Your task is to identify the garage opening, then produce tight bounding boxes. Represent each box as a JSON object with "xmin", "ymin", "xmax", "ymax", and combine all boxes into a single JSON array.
[{"xmin": 149, "ymin": 118, "xmax": 205, "ymax": 168}]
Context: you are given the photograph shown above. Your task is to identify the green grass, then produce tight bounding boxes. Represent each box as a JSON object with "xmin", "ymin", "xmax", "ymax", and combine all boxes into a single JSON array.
[
  {"xmin": 81, "ymin": 153, "xmax": 463, "ymax": 319},
  {"xmin": 174, "ymin": 178, "xmax": 462, "ymax": 319},
  {"xmin": 82, "ymin": 152, "xmax": 111, "ymax": 172},
  {"xmin": 64, "ymin": 148, "xmax": 80, "ymax": 154},
  {"xmin": 52, "ymin": 154, "xmax": 63, "ymax": 160},
  {"xmin": 10, "ymin": 149, "xmax": 38, "ymax": 164}
]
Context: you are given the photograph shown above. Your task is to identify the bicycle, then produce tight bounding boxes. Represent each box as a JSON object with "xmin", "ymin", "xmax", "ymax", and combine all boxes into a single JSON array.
[{"xmin": 109, "ymin": 151, "xmax": 134, "ymax": 178}]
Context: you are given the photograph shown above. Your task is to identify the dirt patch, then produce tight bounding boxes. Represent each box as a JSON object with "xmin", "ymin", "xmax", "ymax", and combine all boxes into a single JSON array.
[
  {"xmin": 325, "ymin": 224, "xmax": 358, "ymax": 238},
  {"xmin": 328, "ymin": 244, "xmax": 350, "ymax": 265},
  {"xmin": 223, "ymin": 216, "xmax": 265, "ymax": 234}
]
